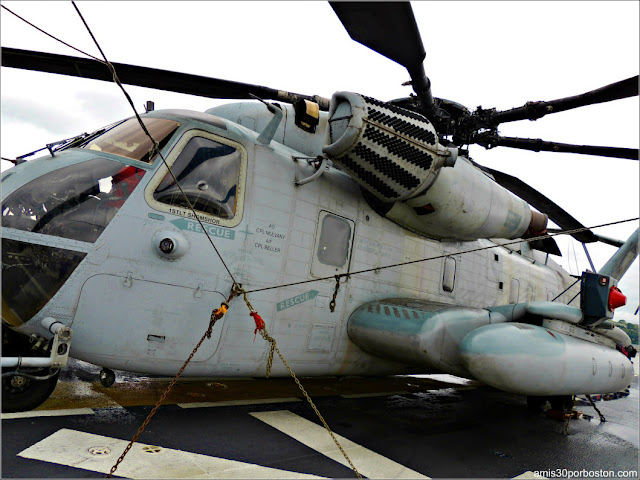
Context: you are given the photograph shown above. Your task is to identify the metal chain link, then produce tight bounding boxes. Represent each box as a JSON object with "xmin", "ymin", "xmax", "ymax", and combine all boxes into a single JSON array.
[
  {"xmin": 237, "ymin": 285, "xmax": 362, "ymax": 478},
  {"xmin": 105, "ymin": 295, "xmax": 234, "ymax": 478},
  {"xmin": 258, "ymin": 327, "xmax": 362, "ymax": 478},
  {"xmin": 329, "ymin": 275, "xmax": 341, "ymax": 312},
  {"xmin": 585, "ymin": 394, "xmax": 606, "ymax": 422}
]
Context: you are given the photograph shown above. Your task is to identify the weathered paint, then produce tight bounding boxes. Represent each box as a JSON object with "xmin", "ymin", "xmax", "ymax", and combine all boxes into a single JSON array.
[
  {"xmin": 170, "ymin": 218, "xmax": 235, "ymax": 240},
  {"xmin": 277, "ymin": 290, "xmax": 319, "ymax": 311},
  {"xmin": 2, "ymin": 108, "xmax": 591, "ymax": 382},
  {"xmin": 347, "ymin": 299, "xmax": 508, "ymax": 378},
  {"xmin": 460, "ymin": 322, "xmax": 634, "ymax": 395}
]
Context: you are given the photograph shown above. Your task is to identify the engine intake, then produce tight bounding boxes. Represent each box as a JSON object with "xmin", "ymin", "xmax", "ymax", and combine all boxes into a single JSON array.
[
  {"xmin": 323, "ymin": 91, "xmax": 449, "ymax": 202},
  {"xmin": 322, "ymin": 91, "xmax": 547, "ymax": 241}
]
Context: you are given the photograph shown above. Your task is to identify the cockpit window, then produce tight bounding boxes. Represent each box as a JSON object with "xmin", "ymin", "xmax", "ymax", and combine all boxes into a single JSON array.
[
  {"xmin": 80, "ymin": 117, "xmax": 180, "ymax": 163},
  {"xmin": 2, "ymin": 158, "xmax": 145, "ymax": 243},
  {"xmin": 152, "ymin": 136, "xmax": 241, "ymax": 219}
]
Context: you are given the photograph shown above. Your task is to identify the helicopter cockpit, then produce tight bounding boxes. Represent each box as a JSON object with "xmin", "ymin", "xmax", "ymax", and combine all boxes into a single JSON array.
[
  {"xmin": 2, "ymin": 111, "xmax": 250, "ymax": 326},
  {"xmin": 2, "ymin": 110, "xmax": 250, "ymax": 329},
  {"xmin": 1, "ymin": 116, "xmax": 184, "ymax": 327},
  {"xmin": 3, "ymin": 117, "xmax": 181, "ymax": 240}
]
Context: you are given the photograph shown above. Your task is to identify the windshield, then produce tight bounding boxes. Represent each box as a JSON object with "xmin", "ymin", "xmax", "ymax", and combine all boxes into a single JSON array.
[
  {"xmin": 2, "ymin": 158, "xmax": 146, "ymax": 243},
  {"xmin": 80, "ymin": 117, "xmax": 180, "ymax": 163}
]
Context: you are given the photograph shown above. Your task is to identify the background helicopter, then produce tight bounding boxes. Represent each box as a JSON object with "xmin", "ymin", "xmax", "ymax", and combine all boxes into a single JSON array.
[{"xmin": 1, "ymin": 1, "xmax": 638, "ymax": 412}]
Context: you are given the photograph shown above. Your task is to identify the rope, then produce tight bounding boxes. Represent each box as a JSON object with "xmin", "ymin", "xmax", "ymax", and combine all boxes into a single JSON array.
[
  {"xmin": 567, "ymin": 291, "xmax": 581, "ymax": 306},
  {"xmin": 245, "ymin": 218, "xmax": 639, "ymax": 295},
  {"xmin": 551, "ymin": 277, "xmax": 581, "ymax": 302}
]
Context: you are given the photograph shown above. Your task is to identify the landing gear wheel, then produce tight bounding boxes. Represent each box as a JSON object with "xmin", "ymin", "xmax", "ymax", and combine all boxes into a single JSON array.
[
  {"xmin": 1, "ymin": 369, "xmax": 60, "ymax": 413},
  {"xmin": 99, "ymin": 368, "xmax": 116, "ymax": 388}
]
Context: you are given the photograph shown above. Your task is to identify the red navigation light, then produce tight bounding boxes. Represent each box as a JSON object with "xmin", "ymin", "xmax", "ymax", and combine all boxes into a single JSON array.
[{"xmin": 608, "ymin": 286, "xmax": 626, "ymax": 311}]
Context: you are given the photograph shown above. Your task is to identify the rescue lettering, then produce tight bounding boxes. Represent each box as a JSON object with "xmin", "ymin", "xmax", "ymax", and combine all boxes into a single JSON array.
[
  {"xmin": 277, "ymin": 290, "xmax": 320, "ymax": 311},
  {"xmin": 170, "ymin": 218, "xmax": 235, "ymax": 240}
]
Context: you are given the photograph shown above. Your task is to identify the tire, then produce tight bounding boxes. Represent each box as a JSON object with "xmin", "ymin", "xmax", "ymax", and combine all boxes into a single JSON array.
[
  {"xmin": 2, "ymin": 370, "xmax": 60, "ymax": 413},
  {"xmin": 99, "ymin": 368, "xmax": 116, "ymax": 388}
]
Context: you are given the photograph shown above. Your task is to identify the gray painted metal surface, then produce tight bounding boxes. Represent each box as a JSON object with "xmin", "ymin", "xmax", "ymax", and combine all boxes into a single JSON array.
[{"xmin": 1, "ymin": 105, "xmax": 636, "ymax": 411}]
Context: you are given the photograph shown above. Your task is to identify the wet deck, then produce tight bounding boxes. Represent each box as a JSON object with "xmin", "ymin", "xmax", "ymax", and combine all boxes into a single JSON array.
[{"xmin": 2, "ymin": 359, "xmax": 638, "ymax": 478}]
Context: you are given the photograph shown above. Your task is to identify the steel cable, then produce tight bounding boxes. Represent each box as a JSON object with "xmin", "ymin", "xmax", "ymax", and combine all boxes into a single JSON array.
[{"xmin": 245, "ymin": 217, "xmax": 639, "ymax": 295}]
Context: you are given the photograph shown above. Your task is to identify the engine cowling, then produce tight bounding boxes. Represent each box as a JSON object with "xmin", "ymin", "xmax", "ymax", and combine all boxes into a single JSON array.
[
  {"xmin": 323, "ymin": 92, "xmax": 547, "ymax": 240},
  {"xmin": 323, "ymin": 91, "xmax": 447, "ymax": 202}
]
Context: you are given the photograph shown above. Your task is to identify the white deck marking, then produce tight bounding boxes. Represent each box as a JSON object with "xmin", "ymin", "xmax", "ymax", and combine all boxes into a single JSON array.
[
  {"xmin": 513, "ymin": 471, "xmax": 540, "ymax": 479},
  {"xmin": 341, "ymin": 391, "xmax": 409, "ymax": 398},
  {"xmin": 250, "ymin": 410, "xmax": 430, "ymax": 479},
  {"xmin": 410, "ymin": 374, "xmax": 476, "ymax": 385},
  {"xmin": 179, "ymin": 397, "xmax": 301, "ymax": 408},
  {"xmin": 2, "ymin": 408, "xmax": 95, "ymax": 420},
  {"xmin": 18, "ymin": 428, "xmax": 325, "ymax": 479}
]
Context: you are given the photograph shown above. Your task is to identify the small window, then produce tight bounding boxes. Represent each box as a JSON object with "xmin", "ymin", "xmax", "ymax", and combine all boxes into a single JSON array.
[
  {"xmin": 311, "ymin": 211, "xmax": 354, "ymax": 278},
  {"xmin": 317, "ymin": 214, "xmax": 352, "ymax": 267},
  {"xmin": 442, "ymin": 257, "xmax": 456, "ymax": 292},
  {"xmin": 153, "ymin": 136, "xmax": 241, "ymax": 219},
  {"xmin": 509, "ymin": 278, "xmax": 520, "ymax": 303}
]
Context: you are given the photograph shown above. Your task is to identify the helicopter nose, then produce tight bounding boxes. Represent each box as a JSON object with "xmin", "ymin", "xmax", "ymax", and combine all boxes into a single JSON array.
[
  {"xmin": 2, "ymin": 156, "xmax": 149, "ymax": 326},
  {"xmin": 2, "ymin": 238, "xmax": 86, "ymax": 326}
]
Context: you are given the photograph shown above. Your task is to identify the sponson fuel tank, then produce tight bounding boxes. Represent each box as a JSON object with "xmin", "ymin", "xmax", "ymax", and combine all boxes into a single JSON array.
[
  {"xmin": 460, "ymin": 322, "xmax": 634, "ymax": 395},
  {"xmin": 349, "ymin": 298, "xmax": 633, "ymax": 396},
  {"xmin": 323, "ymin": 92, "xmax": 547, "ymax": 240},
  {"xmin": 347, "ymin": 299, "xmax": 508, "ymax": 378}
]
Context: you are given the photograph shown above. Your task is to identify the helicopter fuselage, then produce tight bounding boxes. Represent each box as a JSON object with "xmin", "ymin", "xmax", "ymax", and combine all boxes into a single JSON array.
[{"xmin": 2, "ymin": 107, "xmax": 586, "ymax": 381}]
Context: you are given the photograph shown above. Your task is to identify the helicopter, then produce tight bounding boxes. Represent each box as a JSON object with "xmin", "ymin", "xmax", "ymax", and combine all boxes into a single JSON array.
[{"xmin": 1, "ymin": 1, "xmax": 638, "ymax": 414}]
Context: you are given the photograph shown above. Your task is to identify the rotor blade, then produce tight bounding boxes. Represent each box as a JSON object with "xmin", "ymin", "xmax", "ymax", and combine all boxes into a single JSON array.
[
  {"xmin": 329, "ymin": 2, "xmax": 435, "ymax": 116},
  {"xmin": 474, "ymin": 134, "xmax": 639, "ymax": 160},
  {"xmin": 330, "ymin": 2, "xmax": 425, "ymax": 70},
  {"xmin": 527, "ymin": 236, "xmax": 562, "ymax": 256},
  {"xmin": 479, "ymin": 165, "xmax": 599, "ymax": 244},
  {"xmin": 1, "ymin": 47, "xmax": 329, "ymax": 109},
  {"xmin": 486, "ymin": 76, "xmax": 639, "ymax": 125},
  {"xmin": 547, "ymin": 229, "xmax": 625, "ymax": 248}
]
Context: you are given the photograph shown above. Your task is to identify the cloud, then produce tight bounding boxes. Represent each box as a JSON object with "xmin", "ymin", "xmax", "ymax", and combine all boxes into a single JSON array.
[{"xmin": 1, "ymin": 96, "xmax": 85, "ymax": 136}]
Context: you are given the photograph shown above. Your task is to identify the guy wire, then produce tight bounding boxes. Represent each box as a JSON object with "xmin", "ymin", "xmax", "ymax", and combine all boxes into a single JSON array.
[
  {"xmin": 245, "ymin": 218, "xmax": 639, "ymax": 294},
  {"xmin": 71, "ymin": 1, "xmax": 238, "ymax": 284}
]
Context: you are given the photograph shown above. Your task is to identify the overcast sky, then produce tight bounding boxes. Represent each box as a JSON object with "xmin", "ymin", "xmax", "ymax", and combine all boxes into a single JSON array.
[{"xmin": 1, "ymin": 1, "xmax": 638, "ymax": 322}]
